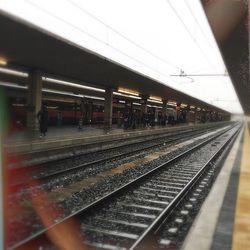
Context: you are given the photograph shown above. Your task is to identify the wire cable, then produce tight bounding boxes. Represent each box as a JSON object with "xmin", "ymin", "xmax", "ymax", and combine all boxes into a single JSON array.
[
  {"xmin": 165, "ymin": 0, "xmax": 217, "ymax": 70},
  {"xmin": 24, "ymin": 0, "xmax": 172, "ymax": 79},
  {"xmin": 66, "ymin": 0, "xmax": 181, "ymax": 71},
  {"xmin": 171, "ymin": 73, "xmax": 228, "ymax": 77},
  {"xmin": 171, "ymin": 76, "xmax": 194, "ymax": 84},
  {"xmin": 184, "ymin": 0, "xmax": 217, "ymax": 57}
]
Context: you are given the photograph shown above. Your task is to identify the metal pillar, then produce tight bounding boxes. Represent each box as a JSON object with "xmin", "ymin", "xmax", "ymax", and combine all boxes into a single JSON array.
[
  {"xmin": 140, "ymin": 95, "xmax": 148, "ymax": 114},
  {"xmin": 130, "ymin": 101, "xmax": 133, "ymax": 113},
  {"xmin": 26, "ymin": 70, "xmax": 42, "ymax": 134},
  {"xmin": 104, "ymin": 87, "xmax": 113, "ymax": 129},
  {"xmin": 194, "ymin": 108, "xmax": 197, "ymax": 124},
  {"xmin": 154, "ymin": 108, "xmax": 159, "ymax": 124},
  {"xmin": 176, "ymin": 103, "xmax": 181, "ymax": 122},
  {"xmin": 186, "ymin": 105, "xmax": 190, "ymax": 123},
  {"xmin": 162, "ymin": 100, "xmax": 167, "ymax": 113},
  {"xmin": 161, "ymin": 100, "xmax": 168, "ymax": 126}
]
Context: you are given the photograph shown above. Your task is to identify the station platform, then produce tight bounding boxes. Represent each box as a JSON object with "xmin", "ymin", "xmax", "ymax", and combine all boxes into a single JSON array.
[
  {"xmin": 4, "ymin": 122, "xmax": 226, "ymax": 154},
  {"xmin": 181, "ymin": 119, "xmax": 250, "ymax": 250}
]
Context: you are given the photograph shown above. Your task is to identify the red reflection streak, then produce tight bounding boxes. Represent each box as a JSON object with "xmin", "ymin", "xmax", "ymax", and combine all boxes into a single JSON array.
[
  {"xmin": 5, "ymin": 152, "xmax": 86, "ymax": 250},
  {"xmin": 4, "ymin": 150, "xmax": 28, "ymax": 249},
  {"xmin": 23, "ymin": 180, "xmax": 86, "ymax": 250}
]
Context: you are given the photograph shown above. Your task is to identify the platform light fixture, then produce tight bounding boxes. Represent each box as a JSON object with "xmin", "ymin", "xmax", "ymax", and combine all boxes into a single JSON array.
[
  {"xmin": 12, "ymin": 103, "xmax": 25, "ymax": 107},
  {"xmin": 148, "ymin": 96, "xmax": 163, "ymax": 104},
  {"xmin": 43, "ymin": 96, "xmax": 75, "ymax": 104},
  {"xmin": 147, "ymin": 104, "xmax": 163, "ymax": 109},
  {"xmin": 0, "ymin": 82, "xmax": 28, "ymax": 89},
  {"xmin": 46, "ymin": 106, "xmax": 59, "ymax": 109},
  {"xmin": 42, "ymin": 77, "xmax": 105, "ymax": 93},
  {"xmin": 0, "ymin": 81, "xmax": 106, "ymax": 101},
  {"xmin": 118, "ymin": 87, "xmax": 139, "ymax": 96},
  {"xmin": 113, "ymin": 91, "xmax": 141, "ymax": 100},
  {"xmin": 0, "ymin": 57, "xmax": 7, "ymax": 66},
  {"xmin": 119, "ymin": 100, "xmax": 126, "ymax": 104},
  {"xmin": 180, "ymin": 103, "xmax": 188, "ymax": 108},
  {"xmin": 43, "ymin": 88, "xmax": 80, "ymax": 97},
  {"xmin": 133, "ymin": 102, "xmax": 142, "ymax": 106},
  {"xmin": 167, "ymin": 101, "xmax": 177, "ymax": 107},
  {"xmin": 82, "ymin": 94, "xmax": 105, "ymax": 101},
  {"xmin": 148, "ymin": 99, "xmax": 163, "ymax": 104},
  {"xmin": 42, "ymin": 88, "xmax": 105, "ymax": 100},
  {"xmin": 149, "ymin": 96, "xmax": 162, "ymax": 102},
  {"xmin": 0, "ymin": 67, "xmax": 28, "ymax": 77}
]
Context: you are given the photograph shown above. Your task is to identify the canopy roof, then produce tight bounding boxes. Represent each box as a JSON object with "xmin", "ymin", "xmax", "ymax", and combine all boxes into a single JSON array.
[{"xmin": 0, "ymin": 10, "xmax": 229, "ymax": 113}]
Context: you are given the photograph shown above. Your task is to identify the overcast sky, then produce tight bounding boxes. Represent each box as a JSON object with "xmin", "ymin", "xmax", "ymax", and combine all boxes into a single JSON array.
[{"xmin": 0, "ymin": 0, "xmax": 243, "ymax": 113}]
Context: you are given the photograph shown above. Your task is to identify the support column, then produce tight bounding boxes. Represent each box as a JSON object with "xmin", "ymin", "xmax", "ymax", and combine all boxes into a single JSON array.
[
  {"xmin": 154, "ymin": 108, "xmax": 159, "ymax": 124},
  {"xmin": 140, "ymin": 95, "xmax": 148, "ymax": 127},
  {"xmin": 140, "ymin": 95, "xmax": 148, "ymax": 114},
  {"xmin": 194, "ymin": 107, "xmax": 197, "ymax": 124},
  {"xmin": 27, "ymin": 70, "xmax": 42, "ymax": 134},
  {"xmin": 186, "ymin": 105, "xmax": 190, "ymax": 123},
  {"xmin": 176, "ymin": 103, "xmax": 181, "ymax": 123},
  {"xmin": 162, "ymin": 100, "xmax": 167, "ymax": 116},
  {"xmin": 130, "ymin": 101, "xmax": 133, "ymax": 113},
  {"xmin": 162, "ymin": 100, "xmax": 168, "ymax": 125},
  {"xmin": 104, "ymin": 87, "xmax": 113, "ymax": 129}
]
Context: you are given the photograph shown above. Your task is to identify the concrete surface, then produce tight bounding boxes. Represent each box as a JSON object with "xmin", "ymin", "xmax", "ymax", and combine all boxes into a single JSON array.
[{"xmin": 4, "ymin": 123, "xmax": 225, "ymax": 153}]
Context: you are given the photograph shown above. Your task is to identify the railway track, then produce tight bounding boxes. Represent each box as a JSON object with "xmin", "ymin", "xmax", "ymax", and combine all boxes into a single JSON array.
[
  {"xmin": 8, "ymin": 122, "xmax": 230, "ymax": 167},
  {"xmin": 10, "ymin": 124, "xmax": 228, "ymax": 187},
  {"xmin": 155, "ymin": 127, "xmax": 240, "ymax": 249},
  {"xmin": 9, "ymin": 123, "xmax": 241, "ymax": 250}
]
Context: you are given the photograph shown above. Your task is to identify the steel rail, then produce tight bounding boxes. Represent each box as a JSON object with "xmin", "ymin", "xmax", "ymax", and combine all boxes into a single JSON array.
[
  {"xmin": 8, "ymin": 123, "xmax": 240, "ymax": 250},
  {"xmin": 10, "ymin": 125, "xmax": 222, "ymax": 187},
  {"xmin": 10, "ymin": 122, "xmax": 230, "ymax": 168},
  {"xmin": 131, "ymin": 124, "xmax": 241, "ymax": 249}
]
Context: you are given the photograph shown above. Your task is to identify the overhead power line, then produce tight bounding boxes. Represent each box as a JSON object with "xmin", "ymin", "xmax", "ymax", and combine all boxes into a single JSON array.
[
  {"xmin": 184, "ymin": 0, "xmax": 215, "ymax": 53},
  {"xmin": 211, "ymin": 99, "xmax": 238, "ymax": 103},
  {"xmin": 24, "ymin": 0, "xmax": 173, "ymax": 79},
  {"xmin": 66, "ymin": 0, "xmax": 181, "ymax": 71},
  {"xmin": 165, "ymin": 0, "xmax": 217, "ymax": 70},
  {"xmin": 171, "ymin": 73, "xmax": 228, "ymax": 77}
]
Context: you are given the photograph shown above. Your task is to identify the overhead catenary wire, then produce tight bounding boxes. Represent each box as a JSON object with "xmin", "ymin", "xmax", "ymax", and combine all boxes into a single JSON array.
[
  {"xmin": 165, "ymin": 0, "xmax": 217, "ymax": 70},
  {"xmin": 183, "ymin": 0, "xmax": 216, "ymax": 54},
  {"xmin": 177, "ymin": 76, "xmax": 194, "ymax": 84},
  {"xmin": 24, "ymin": 0, "xmax": 173, "ymax": 80},
  {"xmin": 171, "ymin": 73, "xmax": 228, "ymax": 77},
  {"xmin": 184, "ymin": 0, "xmax": 229, "ymax": 77},
  {"xmin": 210, "ymin": 99, "xmax": 239, "ymax": 104},
  {"xmin": 66, "ymin": 0, "xmax": 181, "ymax": 72}
]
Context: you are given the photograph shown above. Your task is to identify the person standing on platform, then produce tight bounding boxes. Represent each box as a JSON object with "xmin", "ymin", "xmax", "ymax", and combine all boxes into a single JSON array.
[
  {"xmin": 131, "ymin": 110, "xmax": 136, "ymax": 129},
  {"xmin": 78, "ymin": 99, "xmax": 84, "ymax": 130},
  {"xmin": 57, "ymin": 111, "xmax": 62, "ymax": 126},
  {"xmin": 117, "ymin": 111, "xmax": 122, "ymax": 128},
  {"xmin": 37, "ymin": 105, "xmax": 49, "ymax": 138}
]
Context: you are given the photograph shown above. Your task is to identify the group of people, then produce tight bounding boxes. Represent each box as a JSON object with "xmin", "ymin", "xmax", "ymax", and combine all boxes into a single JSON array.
[
  {"xmin": 37, "ymin": 105, "xmax": 48, "ymax": 138},
  {"xmin": 36, "ymin": 105, "xmax": 187, "ymax": 138},
  {"xmin": 120, "ymin": 109, "xmax": 180, "ymax": 130}
]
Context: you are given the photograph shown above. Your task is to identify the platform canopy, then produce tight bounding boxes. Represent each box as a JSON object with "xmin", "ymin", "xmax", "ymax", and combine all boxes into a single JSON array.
[
  {"xmin": 0, "ymin": 11, "xmax": 229, "ymax": 113},
  {"xmin": 202, "ymin": 0, "xmax": 249, "ymax": 115}
]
